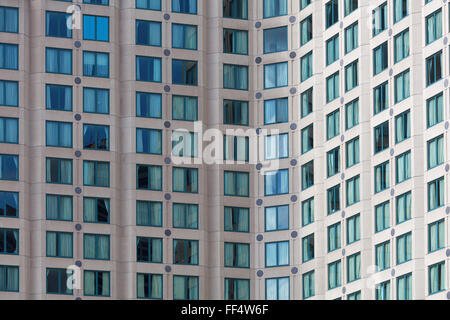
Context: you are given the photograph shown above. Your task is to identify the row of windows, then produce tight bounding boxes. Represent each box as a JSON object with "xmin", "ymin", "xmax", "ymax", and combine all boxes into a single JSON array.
[{"xmin": 0, "ymin": 263, "xmax": 445, "ymax": 300}]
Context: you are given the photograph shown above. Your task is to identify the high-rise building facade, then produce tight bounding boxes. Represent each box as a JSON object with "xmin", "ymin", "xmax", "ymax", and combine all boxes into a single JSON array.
[{"xmin": 0, "ymin": 0, "xmax": 449, "ymax": 300}]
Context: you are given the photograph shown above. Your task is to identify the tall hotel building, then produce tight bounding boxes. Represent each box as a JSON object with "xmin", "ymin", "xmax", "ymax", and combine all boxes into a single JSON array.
[{"xmin": 0, "ymin": 0, "xmax": 449, "ymax": 300}]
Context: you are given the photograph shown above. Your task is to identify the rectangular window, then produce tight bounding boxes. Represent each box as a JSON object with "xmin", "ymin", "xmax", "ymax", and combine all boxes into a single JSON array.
[
  {"xmin": 0, "ymin": 80, "xmax": 18, "ymax": 107},
  {"xmin": 326, "ymin": 34, "xmax": 339, "ymax": 66},
  {"xmin": 84, "ymin": 270, "xmax": 110, "ymax": 297},
  {"xmin": 427, "ymin": 93, "xmax": 443, "ymax": 128},
  {"xmin": 426, "ymin": 9, "xmax": 442, "ymax": 44},
  {"xmin": 46, "ymin": 231, "xmax": 72, "ymax": 258},
  {"xmin": 429, "ymin": 219, "xmax": 445, "ymax": 253},
  {"xmin": 223, "ymin": 64, "xmax": 248, "ymax": 90},
  {"xmin": 173, "ymin": 239, "xmax": 199, "ymax": 265},
  {"xmin": 264, "ymin": 98, "xmax": 288, "ymax": 124},
  {"xmin": 46, "ymin": 268, "xmax": 73, "ymax": 295},
  {"xmin": 394, "ymin": 69, "xmax": 410, "ymax": 103},
  {"xmin": 83, "ymin": 197, "xmax": 110, "ymax": 224},
  {"xmin": 0, "ymin": 117, "xmax": 18, "ymax": 144},
  {"xmin": 393, "ymin": 0, "xmax": 409, "ymax": 23},
  {"xmin": 345, "ymin": 59, "xmax": 358, "ymax": 92},
  {"xmin": 429, "ymin": 261, "xmax": 445, "ymax": 295},
  {"xmin": 173, "ymin": 275, "xmax": 199, "ymax": 300},
  {"xmin": 46, "ymin": 158, "xmax": 72, "ymax": 185},
  {"xmin": 396, "ymin": 151, "xmax": 411, "ymax": 184},
  {"xmin": 326, "ymin": 72, "xmax": 340, "ymax": 103},
  {"xmin": 225, "ymin": 278, "xmax": 250, "ymax": 300},
  {"xmin": 376, "ymin": 280, "xmax": 390, "ymax": 300},
  {"xmin": 302, "ymin": 234, "xmax": 314, "ymax": 262},
  {"xmin": 0, "ymin": 154, "xmax": 18, "ymax": 181},
  {"xmin": 263, "ymin": 0, "xmax": 287, "ymax": 18},
  {"xmin": 375, "ymin": 241, "xmax": 390, "ymax": 271},
  {"xmin": 136, "ymin": 237, "xmax": 163, "ymax": 263},
  {"xmin": 346, "ymin": 137, "xmax": 360, "ymax": 168},
  {"xmin": 83, "ymin": 15, "xmax": 109, "ymax": 42},
  {"xmin": 223, "ymin": 100, "xmax": 248, "ymax": 125},
  {"xmin": 46, "ymin": 11, "xmax": 72, "ymax": 38},
  {"xmin": 224, "ymin": 242, "xmax": 250, "ymax": 268},
  {"xmin": 224, "ymin": 135, "xmax": 249, "ymax": 162},
  {"xmin": 224, "ymin": 171, "xmax": 249, "ymax": 197},
  {"xmin": 173, "ymin": 203, "xmax": 198, "ymax": 229},
  {"xmin": 136, "ymin": 0, "xmax": 161, "ymax": 11},
  {"xmin": 172, "ymin": 59, "xmax": 198, "ymax": 86},
  {"xmin": 325, "ymin": 0, "xmax": 339, "ymax": 29},
  {"xmin": 136, "ymin": 20, "xmax": 162, "ymax": 46},
  {"xmin": 373, "ymin": 42, "xmax": 388, "ymax": 75},
  {"xmin": 0, "ymin": 228, "xmax": 18, "ymax": 255},
  {"xmin": 265, "ymin": 241, "xmax": 289, "ymax": 267},
  {"xmin": 327, "ymin": 184, "xmax": 340, "ymax": 215},
  {"xmin": 327, "ymin": 147, "xmax": 340, "ymax": 178},
  {"xmin": 84, "ymin": 234, "xmax": 110, "ymax": 260},
  {"xmin": 223, "ymin": 28, "xmax": 248, "ymax": 55},
  {"xmin": 374, "ymin": 121, "xmax": 389, "ymax": 153},
  {"xmin": 302, "ymin": 161, "xmax": 314, "ymax": 190},
  {"xmin": 396, "ymin": 232, "xmax": 412, "ymax": 265},
  {"xmin": 347, "ymin": 252, "xmax": 361, "ymax": 283},
  {"xmin": 84, "ymin": 87, "xmax": 109, "ymax": 114},
  {"xmin": 396, "ymin": 191, "xmax": 411, "ymax": 224},
  {"xmin": 137, "ymin": 273, "xmax": 163, "ymax": 299},
  {"xmin": 328, "ymin": 222, "xmax": 341, "ymax": 252},
  {"xmin": 396, "ymin": 273, "xmax": 412, "ymax": 300},
  {"xmin": 395, "ymin": 110, "xmax": 410, "ymax": 143},
  {"xmin": 0, "ymin": 191, "xmax": 18, "ymax": 218},
  {"xmin": 300, "ymin": 16, "xmax": 312, "ymax": 46},
  {"xmin": 46, "ymin": 48, "xmax": 72, "ymax": 74},
  {"xmin": 264, "ymin": 134, "xmax": 288, "ymax": 160},
  {"xmin": 426, "ymin": 51, "xmax": 442, "ymax": 86},
  {"xmin": 301, "ymin": 125, "xmax": 313, "ymax": 154},
  {"xmin": 173, "ymin": 167, "xmax": 198, "ymax": 193},
  {"xmin": 328, "ymin": 260, "xmax": 341, "ymax": 289},
  {"xmin": 136, "ymin": 56, "xmax": 162, "ymax": 82},
  {"xmin": 172, "ymin": 24, "xmax": 197, "ymax": 50},
  {"xmin": 223, "ymin": 0, "xmax": 248, "ymax": 19},
  {"xmin": 46, "ymin": 194, "xmax": 73, "ymax": 221},
  {"xmin": 265, "ymin": 205, "xmax": 288, "ymax": 232},
  {"xmin": 136, "ymin": 92, "xmax": 162, "ymax": 119},
  {"xmin": 301, "ymin": 88, "xmax": 313, "ymax": 118},
  {"xmin": 264, "ymin": 26, "xmax": 288, "ymax": 54},
  {"xmin": 375, "ymin": 201, "xmax": 390, "ymax": 233},
  {"xmin": 172, "ymin": 0, "xmax": 197, "ymax": 14},
  {"xmin": 136, "ymin": 164, "xmax": 162, "ymax": 191},
  {"xmin": 394, "ymin": 28, "xmax": 409, "ymax": 63},
  {"xmin": 0, "ymin": 265, "xmax": 19, "ymax": 292},
  {"xmin": 344, "ymin": 22, "xmax": 358, "ymax": 54},
  {"xmin": 348, "ymin": 291, "xmax": 361, "ymax": 300},
  {"xmin": 302, "ymin": 198, "xmax": 314, "ymax": 227},
  {"xmin": 375, "ymin": 161, "xmax": 390, "ymax": 193},
  {"xmin": 137, "ymin": 128, "xmax": 162, "ymax": 155},
  {"xmin": 266, "ymin": 277, "xmax": 289, "ymax": 300},
  {"xmin": 326, "ymin": 109, "xmax": 340, "ymax": 140},
  {"xmin": 46, "ymin": 84, "xmax": 72, "ymax": 111},
  {"xmin": 224, "ymin": 207, "xmax": 249, "ymax": 232},
  {"xmin": 344, "ymin": 0, "xmax": 358, "ymax": 16},
  {"xmin": 264, "ymin": 62, "xmax": 288, "ymax": 89},
  {"xmin": 83, "ymin": 161, "xmax": 110, "ymax": 188},
  {"xmin": 136, "ymin": 200, "xmax": 162, "ymax": 227},
  {"xmin": 428, "ymin": 176, "xmax": 444, "ymax": 211},
  {"xmin": 0, "ymin": 43, "xmax": 17, "ymax": 70},
  {"xmin": 346, "ymin": 176, "xmax": 360, "ymax": 207},
  {"xmin": 373, "ymin": 2, "xmax": 387, "ymax": 36},
  {"xmin": 0, "ymin": 6, "xmax": 18, "ymax": 33},
  {"xmin": 373, "ymin": 81, "xmax": 388, "ymax": 115},
  {"xmin": 345, "ymin": 99, "xmax": 359, "ymax": 130},
  {"xmin": 83, "ymin": 124, "xmax": 109, "ymax": 151},
  {"xmin": 83, "ymin": 51, "xmax": 109, "ymax": 78},
  {"xmin": 46, "ymin": 121, "xmax": 72, "ymax": 148}
]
